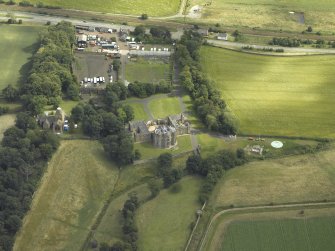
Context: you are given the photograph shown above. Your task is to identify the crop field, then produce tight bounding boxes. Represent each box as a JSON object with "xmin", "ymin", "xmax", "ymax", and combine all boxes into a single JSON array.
[
  {"xmin": 200, "ymin": 46, "xmax": 335, "ymax": 138},
  {"xmin": 189, "ymin": 0, "xmax": 335, "ymax": 31},
  {"xmin": 205, "ymin": 207, "xmax": 335, "ymax": 251},
  {"xmin": 0, "ymin": 114, "xmax": 16, "ymax": 141},
  {"xmin": 148, "ymin": 96, "xmax": 182, "ymax": 118},
  {"xmin": 28, "ymin": 0, "xmax": 181, "ymax": 16},
  {"xmin": 125, "ymin": 58, "xmax": 170, "ymax": 83},
  {"xmin": 134, "ymin": 135, "xmax": 192, "ymax": 159},
  {"xmin": 137, "ymin": 177, "xmax": 202, "ymax": 251},
  {"xmin": 213, "ymin": 147, "xmax": 335, "ymax": 208},
  {"xmin": 14, "ymin": 140, "xmax": 119, "ymax": 251},
  {"xmin": 0, "ymin": 25, "xmax": 41, "ymax": 90}
]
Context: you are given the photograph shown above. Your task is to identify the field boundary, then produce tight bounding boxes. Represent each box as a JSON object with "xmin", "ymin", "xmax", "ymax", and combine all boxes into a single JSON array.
[{"xmin": 198, "ymin": 201, "xmax": 335, "ymax": 251}]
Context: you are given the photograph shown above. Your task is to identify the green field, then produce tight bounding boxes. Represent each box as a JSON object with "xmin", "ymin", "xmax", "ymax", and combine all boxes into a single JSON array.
[
  {"xmin": 137, "ymin": 177, "xmax": 202, "ymax": 251},
  {"xmin": 126, "ymin": 58, "xmax": 170, "ymax": 83},
  {"xmin": 204, "ymin": 207, "xmax": 335, "ymax": 251},
  {"xmin": 200, "ymin": 46, "xmax": 335, "ymax": 138},
  {"xmin": 0, "ymin": 114, "xmax": 16, "ymax": 141},
  {"xmin": 148, "ymin": 96, "xmax": 182, "ymax": 118},
  {"xmin": 197, "ymin": 134, "xmax": 320, "ymax": 158},
  {"xmin": 213, "ymin": 147, "xmax": 335, "ymax": 207},
  {"xmin": 14, "ymin": 140, "xmax": 119, "ymax": 251},
  {"xmin": 221, "ymin": 216, "xmax": 335, "ymax": 251},
  {"xmin": 0, "ymin": 25, "xmax": 40, "ymax": 90},
  {"xmin": 28, "ymin": 0, "xmax": 181, "ymax": 16},
  {"xmin": 134, "ymin": 135, "xmax": 192, "ymax": 159},
  {"xmin": 189, "ymin": 0, "xmax": 335, "ymax": 31}
]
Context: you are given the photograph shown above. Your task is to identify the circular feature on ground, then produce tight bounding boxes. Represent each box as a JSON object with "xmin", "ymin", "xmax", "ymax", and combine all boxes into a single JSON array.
[{"xmin": 271, "ymin": 141, "xmax": 283, "ymax": 148}]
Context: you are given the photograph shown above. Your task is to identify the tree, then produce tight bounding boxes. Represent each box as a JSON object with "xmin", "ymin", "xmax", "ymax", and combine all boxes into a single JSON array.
[
  {"xmin": 71, "ymin": 105, "xmax": 84, "ymax": 123},
  {"xmin": 111, "ymin": 242, "xmax": 126, "ymax": 251},
  {"xmin": 307, "ymin": 26, "xmax": 313, "ymax": 32},
  {"xmin": 113, "ymin": 59, "xmax": 121, "ymax": 72},
  {"xmin": 15, "ymin": 112, "xmax": 37, "ymax": 131},
  {"xmin": 5, "ymin": 215, "xmax": 21, "ymax": 233},
  {"xmin": 140, "ymin": 13, "xmax": 148, "ymax": 20},
  {"xmin": 148, "ymin": 180, "xmax": 160, "ymax": 198},
  {"xmin": 133, "ymin": 25, "xmax": 146, "ymax": 37},
  {"xmin": 157, "ymin": 153, "xmax": 173, "ymax": 176},
  {"xmin": 99, "ymin": 242, "xmax": 111, "ymax": 251},
  {"xmin": 2, "ymin": 84, "xmax": 19, "ymax": 102}
]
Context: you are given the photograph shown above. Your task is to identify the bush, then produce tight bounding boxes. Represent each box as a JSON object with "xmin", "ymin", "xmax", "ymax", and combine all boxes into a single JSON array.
[
  {"xmin": 19, "ymin": 0, "xmax": 33, "ymax": 6},
  {"xmin": 0, "ymin": 106, "xmax": 9, "ymax": 115},
  {"xmin": 140, "ymin": 13, "xmax": 148, "ymax": 20},
  {"xmin": 6, "ymin": 0, "xmax": 16, "ymax": 5}
]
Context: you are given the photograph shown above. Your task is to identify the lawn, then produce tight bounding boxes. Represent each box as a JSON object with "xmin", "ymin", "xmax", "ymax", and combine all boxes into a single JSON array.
[
  {"xmin": 127, "ymin": 102, "xmax": 149, "ymax": 121},
  {"xmin": 206, "ymin": 207, "xmax": 335, "ymax": 251},
  {"xmin": 14, "ymin": 140, "xmax": 119, "ymax": 251},
  {"xmin": 28, "ymin": 0, "xmax": 181, "ymax": 16},
  {"xmin": 125, "ymin": 58, "xmax": 170, "ymax": 83},
  {"xmin": 0, "ymin": 114, "xmax": 16, "ymax": 141},
  {"xmin": 213, "ymin": 147, "xmax": 335, "ymax": 207},
  {"xmin": 134, "ymin": 135, "xmax": 193, "ymax": 159},
  {"xmin": 200, "ymin": 46, "xmax": 335, "ymax": 138},
  {"xmin": 148, "ymin": 96, "xmax": 181, "ymax": 118},
  {"xmin": 189, "ymin": 0, "xmax": 335, "ymax": 32},
  {"xmin": 0, "ymin": 25, "xmax": 41, "ymax": 90},
  {"xmin": 136, "ymin": 176, "xmax": 202, "ymax": 251}
]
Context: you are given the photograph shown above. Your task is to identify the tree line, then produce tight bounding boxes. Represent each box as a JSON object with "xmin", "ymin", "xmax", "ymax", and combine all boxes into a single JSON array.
[
  {"xmin": 0, "ymin": 114, "xmax": 60, "ymax": 250},
  {"xmin": 0, "ymin": 22, "xmax": 78, "ymax": 250},
  {"xmin": 186, "ymin": 149, "xmax": 247, "ymax": 203},
  {"xmin": 176, "ymin": 30, "xmax": 239, "ymax": 134},
  {"xmin": 131, "ymin": 25, "xmax": 172, "ymax": 44}
]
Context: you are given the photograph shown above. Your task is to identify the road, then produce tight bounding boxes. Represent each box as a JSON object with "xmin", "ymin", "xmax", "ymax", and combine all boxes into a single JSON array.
[
  {"xmin": 197, "ymin": 201, "xmax": 335, "ymax": 251},
  {"xmin": 0, "ymin": 10, "xmax": 184, "ymax": 39},
  {"xmin": 207, "ymin": 39, "xmax": 335, "ymax": 54},
  {"xmin": 2, "ymin": 10, "xmax": 335, "ymax": 54}
]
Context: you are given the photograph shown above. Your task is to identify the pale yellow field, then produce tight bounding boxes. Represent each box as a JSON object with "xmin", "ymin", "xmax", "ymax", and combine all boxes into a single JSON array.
[
  {"xmin": 14, "ymin": 140, "xmax": 119, "ymax": 251},
  {"xmin": 214, "ymin": 148, "xmax": 335, "ymax": 207}
]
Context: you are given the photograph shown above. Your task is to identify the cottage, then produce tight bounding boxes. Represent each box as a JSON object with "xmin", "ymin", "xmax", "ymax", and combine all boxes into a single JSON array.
[
  {"xmin": 37, "ymin": 107, "xmax": 67, "ymax": 133},
  {"xmin": 217, "ymin": 33, "xmax": 228, "ymax": 41},
  {"xmin": 197, "ymin": 29, "xmax": 209, "ymax": 37}
]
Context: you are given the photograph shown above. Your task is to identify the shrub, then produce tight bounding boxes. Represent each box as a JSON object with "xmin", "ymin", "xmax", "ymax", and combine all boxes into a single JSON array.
[
  {"xmin": 140, "ymin": 13, "xmax": 148, "ymax": 20},
  {"xmin": 19, "ymin": 0, "xmax": 33, "ymax": 6}
]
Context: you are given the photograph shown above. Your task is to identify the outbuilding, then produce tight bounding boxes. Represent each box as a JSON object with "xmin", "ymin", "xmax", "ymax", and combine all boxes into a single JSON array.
[{"xmin": 217, "ymin": 33, "xmax": 229, "ymax": 41}]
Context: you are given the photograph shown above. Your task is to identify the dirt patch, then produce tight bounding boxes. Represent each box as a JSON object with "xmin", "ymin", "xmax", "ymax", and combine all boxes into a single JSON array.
[{"xmin": 188, "ymin": 5, "xmax": 202, "ymax": 19}]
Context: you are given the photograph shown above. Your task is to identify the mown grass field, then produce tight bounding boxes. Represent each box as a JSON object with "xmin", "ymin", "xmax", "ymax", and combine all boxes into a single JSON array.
[
  {"xmin": 127, "ymin": 102, "xmax": 149, "ymax": 121},
  {"xmin": 126, "ymin": 58, "xmax": 170, "ymax": 83},
  {"xmin": 0, "ymin": 114, "xmax": 16, "ymax": 141},
  {"xmin": 0, "ymin": 25, "xmax": 41, "ymax": 90},
  {"xmin": 206, "ymin": 207, "xmax": 335, "ymax": 251},
  {"xmin": 134, "ymin": 135, "xmax": 192, "ymax": 159},
  {"xmin": 222, "ymin": 217, "xmax": 335, "ymax": 251},
  {"xmin": 213, "ymin": 147, "xmax": 335, "ymax": 207},
  {"xmin": 189, "ymin": 0, "xmax": 335, "ymax": 31},
  {"xmin": 28, "ymin": 0, "xmax": 181, "ymax": 16},
  {"xmin": 136, "ymin": 177, "xmax": 202, "ymax": 251},
  {"xmin": 148, "ymin": 96, "xmax": 181, "ymax": 118},
  {"xmin": 14, "ymin": 140, "xmax": 119, "ymax": 251},
  {"xmin": 201, "ymin": 46, "xmax": 335, "ymax": 138}
]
